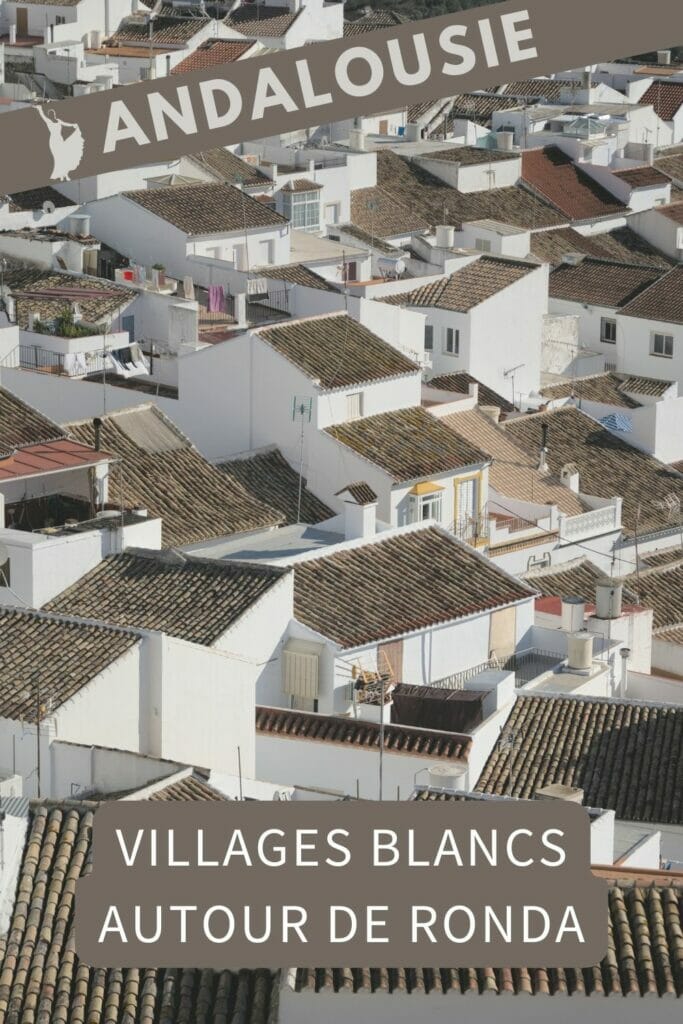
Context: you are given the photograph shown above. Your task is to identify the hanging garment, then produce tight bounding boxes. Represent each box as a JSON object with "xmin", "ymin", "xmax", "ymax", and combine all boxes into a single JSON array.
[{"xmin": 207, "ymin": 285, "xmax": 222, "ymax": 312}]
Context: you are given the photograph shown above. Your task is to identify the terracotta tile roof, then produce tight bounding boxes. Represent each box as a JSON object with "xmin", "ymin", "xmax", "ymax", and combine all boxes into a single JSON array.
[
  {"xmin": 146, "ymin": 772, "xmax": 229, "ymax": 801},
  {"xmin": 258, "ymin": 263, "xmax": 336, "ymax": 290},
  {"xmin": 611, "ymin": 165, "xmax": 671, "ymax": 188},
  {"xmin": 108, "ymin": 14, "xmax": 209, "ymax": 45},
  {"xmin": 653, "ymin": 201, "xmax": 683, "ymax": 225},
  {"xmin": 628, "ymin": 562, "xmax": 683, "ymax": 629},
  {"xmin": 620, "ymin": 264, "xmax": 683, "ymax": 324},
  {"xmin": 382, "ymin": 255, "xmax": 536, "ymax": 312},
  {"xmin": 0, "ymin": 609, "xmax": 139, "ymax": 720},
  {"xmin": 256, "ymin": 705, "xmax": 470, "ymax": 760},
  {"xmin": 4, "ymin": 185, "xmax": 72, "ymax": 211},
  {"xmin": 46, "ymin": 548, "xmax": 288, "ymax": 645},
  {"xmin": 476, "ymin": 692, "xmax": 683, "ymax": 823},
  {"xmin": 292, "ymin": 884, "xmax": 683, "ymax": 995},
  {"xmin": 0, "ymin": 438, "xmax": 110, "ymax": 481},
  {"xmin": 655, "ymin": 149, "xmax": 683, "ymax": 183},
  {"xmin": 640, "ymin": 81, "xmax": 683, "ymax": 121},
  {"xmin": 336, "ymin": 482, "xmax": 377, "ymax": 505},
  {"xmin": 67, "ymin": 405, "xmax": 281, "ymax": 547},
  {"xmin": 351, "ymin": 150, "xmax": 563, "ymax": 236},
  {"xmin": 0, "ymin": 387, "xmax": 64, "ymax": 451},
  {"xmin": 442, "ymin": 408, "xmax": 585, "ymax": 516},
  {"xmin": 522, "ymin": 147, "xmax": 628, "ymax": 221},
  {"xmin": 541, "ymin": 371, "xmax": 673, "ymax": 407},
  {"xmin": 327, "ymin": 406, "xmax": 488, "ymax": 482},
  {"xmin": 218, "ymin": 447, "xmax": 333, "ymax": 526},
  {"xmin": 0, "ymin": 804, "xmax": 278, "ymax": 1021},
  {"xmin": 501, "ymin": 78, "xmax": 580, "ymax": 101},
  {"xmin": 224, "ymin": 4, "xmax": 300, "ymax": 36},
  {"xmin": 424, "ymin": 145, "xmax": 518, "ymax": 165},
  {"xmin": 5, "ymin": 268, "xmax": 133, "ymax": 329},
  {"xmin": 170, "ymin": 38, "xmax": 255, "ymax": 74},
  {"xmin": 256, "ymin": 314, "xmax": 418, "ymax": 389},
  {"xmin": 281, "ymin": 178, "xmax": 322, "ymax": 192},
  {"xmin": 428, "ymin": 371, "xmax": 516, "ymax": 412},
  {"xmin": 529, "ymin": 224, "xmax": 674, "ymax": 269},
  {"xmin": 548, "ymin": 257, "xmax": 664, "ymax": 307},
  {"xmin": 186, "ymin": 147, "xmax": 271, "ymax": 186},
  {"xmin": 503, "ymin": 407, "xmax": 683, "ymax": 536},
  {"xmin": 293, "ymin": 526, "xmax": 533, "ymax": 648},
  {"xmin": 123, "ymin": 182, "xmax": 287, "ymax": 235},
  {"xmin": 523, "ymin": 557, "xmax": 637, "ymax": 605}
]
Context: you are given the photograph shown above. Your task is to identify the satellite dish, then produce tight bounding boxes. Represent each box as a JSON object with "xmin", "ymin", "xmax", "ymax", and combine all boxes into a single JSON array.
[
  {"xmin": 0, "ymin": 541, "xmax": 9, "ymax": 566},
  {"xmin": 42, "ymin": 200, "xmax": 56, "ymax": 214}
]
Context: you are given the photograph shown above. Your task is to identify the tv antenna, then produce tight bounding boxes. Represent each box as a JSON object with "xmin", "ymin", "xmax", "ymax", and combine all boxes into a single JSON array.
[
  {"xmin": 503, "ymin": 363, "xmax": 525, "ymax": 406},
  {"xmin": 292, "ymin": 396, "xmax": 312, "ymax": 524}
]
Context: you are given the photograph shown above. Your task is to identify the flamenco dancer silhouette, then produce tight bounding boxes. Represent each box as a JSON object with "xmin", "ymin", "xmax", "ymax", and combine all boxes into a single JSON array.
[{"xmin": 37, "ymin": 105, "xmax": 84, "ymax": 182}]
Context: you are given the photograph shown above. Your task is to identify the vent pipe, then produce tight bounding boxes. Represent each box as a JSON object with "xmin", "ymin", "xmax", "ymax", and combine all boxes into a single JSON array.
[
  {"xmin": 538, "ymin": 422, "xmax": 549, "ymax": 472},
  {"xmin": 595, "ymin": 578, "xmax": 623, "ymax": 620},
  {"xmin": 93, "ymin": 417, "xmax": 102, "ymax": 451}
]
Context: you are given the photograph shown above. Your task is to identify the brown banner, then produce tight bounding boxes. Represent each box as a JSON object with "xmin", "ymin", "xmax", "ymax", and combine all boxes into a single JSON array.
[
  {"xmin": 75, "ymin": 800, "xmax": 607, "ymax": 968},
  {"xmin": 0, "ymin": 0, "xmax": 680, "ymax": 194}
]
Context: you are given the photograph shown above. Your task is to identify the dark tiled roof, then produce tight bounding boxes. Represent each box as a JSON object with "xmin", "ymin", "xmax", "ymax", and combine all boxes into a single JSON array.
[
  {"xmin": 641, "ymin": 545, "xmax": 683, "ymax": 568},
  {"xmin": 523, "ymin": 557, "xmax": 637, "ymax": 604},
  {"xmin": 171, "ymin": 38, "xmax": 255, "ymax": 74},
  {"xmin": 343, "ymin": 10, "xmax": 408, "ymax": 36},
  {"xmin": 109, "ymin": 14, "xmax": 209, "ymax": 44},
  {"xmin": 501, "ymin": 78, "xmax": 579, "ymax": 101},
  {"xmin": 529, "ymin": 224, "xmax": 674, "ymax": 269},
  {"xmin": 540, "ymin": 371, "xmax": 673, "ymax": 407},
  {"xmin": 258, "ymin": 264, "xmax": 336, "ymax": 290},
  {"xmin": 0, "ymin": 386, "xmax": 64, "ymax": 451},
  {"xmin": 337, "ymin": 223, "xmax": 404, "ymax": 255},
  {"xmin": 67, "ymin": 406, "xmax": 281, "ymax": 547},
  {"xmin": 656, "ymin": 201, "xmax": 683, "ymax": 225},
  {"xmin": 292, "ymin": 888, "xmax": 683, "ymax": 997},
  {"xmin": 224, "ymin": 4, "xmax": 300, "ymax": 36},
  {"xmin": 0, "ymin": 804, "xmax": 278, "ymax": 1022},
  {"xmin": 476, "ymin": 693, "xmax": 683, "ymax": 824},
  {"xmin": 187, "ymin": 147, "xmax": 271, "ymax": 186},
  {"xmin": 4, "ymin": 185, "xmax": 73, "ymax": 211},
  {"xmin": 382, "ymin": 255, "xmax": 536, "ymax": 312},
  {"xmin": 293, "ymin": 526, "xmax": 532, "ymax": 648},
  {"xmin": 503, "ymin": 407, "xmax": 683, "ymax": 536},
  {"xmin": 424, "ymin": 145, "xmax": 518, "ymax": 165},
  {"xmin": 218, "ymin": 448, "xmax": 333, "ymax": 527},
  {"xmin": 5, "ymin": 268, "xmax": 133, "ymax": 328},
  {"xmin": 327, "ymin": 406, "xmax": 488, "ymax": 482},
  {"xmin": 350, "ymin": 150, "xmax": 564, "ymax": 237},
  {"xmin": 449, "ymin": 93, "xmax": 525, "ymax": 125},
  {"xmin": 612, "ymin": 165, "xmax": 671, "ymax": 188},
  {"xmin": 640, "ymin": 81, "xmax": 683, "ymax": 121},
  {"xmin": 46, "ymin": 549, "xmax": 288, "ymax": 646},
  {"xmin": 281, "ymin": 178, "xmax": 322, "ymax": 193},
  {"xmin": 629, "ymin": 562, "xmax": 683, "ymax": 629},
  {"xmin": 337, "ymin": 482, "xmax": 377, "ymax": 505},
  {"xmin": 146, "ymin": 773, "xmax": 229, "ymax": 801},
  {"xmin": 123, "ymin": 182, "xmax": 286, "ymax": 234},
  {"xmin": 548, "ymin": 258, "xmax": 663, "ymax": 307},
  {"xmin": 0, "ymin": 610, "xmax": 139, "ymax": 721},
  {"xmin": 256, "ymin": 705, "xmax": 470, "ymax": 760},
  {"xmin": 256, "ymin": 314, "xmax": 418, "ymax": 389},
  {"xmin": 620, "ymin": 264, "xmax": 683, "ymax": 324},
  {"xmin": 427, "ymin": 371, "xmax": 515, "ymax": 412},
  {"xmin": 655, "ymin": 149, "xmax": 683, "ymax": 183},
  {"xmin": 522, "ymin": 147, "xmax": 628, "ymax": 221}
]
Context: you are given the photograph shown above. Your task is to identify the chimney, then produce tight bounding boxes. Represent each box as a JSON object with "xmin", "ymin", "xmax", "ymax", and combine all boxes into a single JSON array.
[
  {"xmin": 560, "ymin": 462, "xmax": 580, "ymax": 493},
  {"xmin": 337, "ymin": 484, "xmax": 377, "ymax": 540},
  {"xmin": 93, "ymin": 417, "xmax": 102, "ymax": 451},
  {"xmin": 657, "ymin": 49, "xmax": 672, "ymax": 65},
  {"xmin": 561, "ymin": 596, "xmax": 585, "ymax": 632},
  {"xmin": 594, "ymin": 578, "xmax": 623, "ymax": 620},
  {"xmin": 538, "ymin": 422, "xmax": 549, "ymax": 472},
  {"xmin": 619, "ymin": 647, "xmax": 630, "ymax": 698}
]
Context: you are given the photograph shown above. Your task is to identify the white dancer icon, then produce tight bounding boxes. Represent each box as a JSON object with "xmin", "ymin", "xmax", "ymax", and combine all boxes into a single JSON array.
[{"xmin": 36, "ymin": 105, "xmax": 85, "ymax": 182}]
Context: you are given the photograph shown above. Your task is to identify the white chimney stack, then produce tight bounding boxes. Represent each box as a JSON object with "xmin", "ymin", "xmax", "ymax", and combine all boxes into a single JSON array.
[
  {"xmin": 560, "ymin": 462, "xmax": 580, "ymax": 493},
  {"xmin": 336, "ymin": 484, "xmax": 377, "ymax": 541}
]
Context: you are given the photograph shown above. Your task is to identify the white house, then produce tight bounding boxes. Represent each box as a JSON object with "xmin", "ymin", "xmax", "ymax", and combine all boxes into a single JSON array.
[
  {"xmin": 629, "ymin": 202, "xmax": 683, "ymax": 261},
  {"xmin": 0, "ymin": 0, "xmax": 134, "ymax": 46},
  {"xmin": 617, "ymin": 265, "xmax": 683, "ymax": 388},
  {"xmin": 639, "ymin": 81, "xmax": 683, "ymax": 144},
  {"xmin": 223, "ymin": 0, "xmax": 343, "ymax": 50}
]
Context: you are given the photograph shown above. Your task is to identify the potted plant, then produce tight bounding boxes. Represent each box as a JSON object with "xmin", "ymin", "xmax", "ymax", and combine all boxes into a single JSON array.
[{"xmin": 152, "ymin": 263, "xmax": 166, "ymax": 288}]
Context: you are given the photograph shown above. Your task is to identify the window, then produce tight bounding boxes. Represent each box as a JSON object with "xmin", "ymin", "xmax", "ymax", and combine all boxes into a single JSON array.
[
  {"xmin": 324, "ymin": 202, "xmax": 340, "ymax": 225},
  {"xmin": 258, "ymin": 238, "xmax": 273, "ymax": 265},
  {"xmin": 600, "ymin": 317, "xmax": 617, "ymax": 344},
  {"xmin": 475, "ymin": 237, "xmax": 492, "ymax": 253},
  {"xmin": 55, "ymin": 15, "xmax": 66, "ymax": 24},
  {"xmin": 652, "ymin": 332, "xmax": 674, "ymax": 358},
  {"xmin": 409, "ymin": 484, "xmax": 444, "ymax": 524},
  {"xmin": 343, "ymin": 260, "xmax": 358, "ymax": 283},
  {"xmin": 424, "ymin": 324, "xmax": 434, "ymax": 351},
  {"xmin": 444, "ymin": 327, "xmax": 460, "ymax": 355},
  {"xmin": 282, "ymin": 189, "xmax": 320, "ymax": 232},
  {"xmin": 346, "ymin": 391, "xmax": 363, "ymax": 420},
  {"xmin": 419, "ymin": 491, "xmax": 442, "ymax": 521}
]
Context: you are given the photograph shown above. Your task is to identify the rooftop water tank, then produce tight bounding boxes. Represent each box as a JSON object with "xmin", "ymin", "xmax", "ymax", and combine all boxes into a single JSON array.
[
  {"xmin": 428, "ymin": 762, "xmax": 467, "ymax": 792},
  {"xmin": 567, "ymin": 631, "xmax": 594, "ymax": 671},
  {"xmin": 595, "ymin": 578, "xmax": 623, "ymax": 620}
]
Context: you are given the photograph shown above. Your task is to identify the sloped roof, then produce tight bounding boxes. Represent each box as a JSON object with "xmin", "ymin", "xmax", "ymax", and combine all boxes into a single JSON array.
[
  {"xmin": 145, "ymin": 772, "xmax": 229, "ymax": 801},
  {"xmin": 427, "ymin": 372, "xmax": 515, "ymax": 412},
  {"xmin": 4, "ymin": 185, "xmax": 73, "ymax": 211},
  {"xmin": 611, "ymin": 165, "xmax": 671, "ymax": 188},
  {"xmin": 5, "ymin": 268, "xmax": 133, "ymax": 328},
  {"xmin": 0, "ymin": 387, "xmax": 64, "ymax": 452},
  {"xmin": 108, "ymin": 14, "xmax": 209, "ymax": 45},
  {"xmin": 540, "ymin": 372, "xmax": 673, "ymax": 407},
  {"xmin": 0, "ymin": 804, "xmax": 278, "ymax": 1022},
  {"xmin": 501, "ymin": 78, "xmax": 579, "ymax": 101},
  {"xmin": 476, "ymin": 693, "xmax": 683, "ymax": 824},
  {"xmin": 46, "ymin": 549, "xmax": 288, "ymax": 646},
  {"xmin": 67, "ymin": 405, "xmax": 281, "ymax": 547},
  {"xmin": 640, "ymin": 80, "xmax": 683, "ymax": 121},
  {"xmin": 218, "ymin": 448, "xmax": 333, "ymax": 527},
  {"xmin": 293, "ymin": 526, "xmax": 533, "ymax": 648},
  {"xmin": 0, "ymin": 609, "xmax": 139, "ymax": 721},
  {"xmin": 503, "ymin": 407, "xmax": 683, "ymax": 536},
  {"xmin": 522, "ymin": 147, "xmax": 628, "ymax": 221},
  {"xmin": 123, "ymin": 182, "xmax": 286, "ymax": 235},
  {"xmin": 424, "ymin": 145, "xmax": 518, "ymax": 166},
  {"xmin": 529, "ymin": 224, "xmax": 673, "ymax": 269},
  {"xmin": 187, "ymin": 147, "xmax": 271, "ymax": 187},
  {"xmin": 0, "ymin": 438, "xmax": 111, "ymax": 482},
  {"xmin": 523, "ymin": 557, "xmax": 637, "ymax": 605},
  {"xmin": 326, "ymin": 406, "xmax": 488, "ymax": 482},
  {"xmin": 628, "ymin": 562, "xmax": 683, "ymax": 629},
  {"xmin": 548, "ymin": 258, "xmax": 664, "ymax": 307},
  {"xmin": 258, "ymin": 264, "xmax": 337, "ymax": 290},
  {"xmin": 381, "ymin": 256, "xmax": 536, "ymax": 312},
  {"xmin": 256, "ymin": 314, "xmax": 418, "ymax": 389},
  {"xmin": 171, "ymin": 38, "xmax": 255, "ymax": 74},
  {"xmin": 620, "ymin": 264, "xmax": 683, "ymax": 324},
  {"xmin": 224, "ymin": 4, "xmax": 300, "ymax": 37}
]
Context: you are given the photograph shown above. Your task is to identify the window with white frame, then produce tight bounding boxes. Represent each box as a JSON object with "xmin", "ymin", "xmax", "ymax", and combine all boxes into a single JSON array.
[
  {"xmin": 282, "ymin": 189, "xmax": 320, "ymax": 232},
  {"xmin": 651, "ymin": 332, "xmax": 674, "ymax": 358},
  {"xmin": 411, "ymin": 489, "xmax": 443, "ymax": 523},
  {"xmin": 424, "ymin": 324, "xmax": 434, "ymax": 351},
  {"xmin": 475, "ymin": 238, "xmax": 492, "ymax": 252},
  {"xmin": 600, "ymin": 317, "xmax": 617, "ymax": 344},
  {"xmin": 346, "ymin": 391, "xmax": 363, "ymax": 420},
  {"xmin": 444, "ymin": 327, "xmax": 459, "ymax": 355}
]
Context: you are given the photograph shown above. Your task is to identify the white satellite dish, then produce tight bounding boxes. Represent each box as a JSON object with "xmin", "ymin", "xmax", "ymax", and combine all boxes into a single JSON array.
[{"xmin": 42, "ymin": 200, "xmax": 56, "ymax": 214}]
